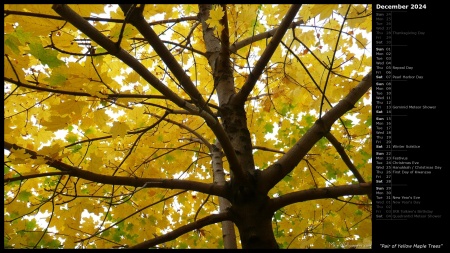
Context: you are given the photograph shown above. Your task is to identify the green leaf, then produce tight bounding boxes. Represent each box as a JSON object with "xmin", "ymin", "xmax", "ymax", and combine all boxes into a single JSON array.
[
  {"xmin": 96, "ymin": 47, "xmax": 107, "ymax": 54},
  {"xmin": 84, "ymin": 127, "xmax": 95, "ymax": 135},
  {"xmin": 70, "ymin": 144, "xmax": 82, "ymax": 153},
  {"xmin": 304, "ymin": 114, "xmax": 315, "ymax": 126},
  {"xmin": 116, "ymin": 220, "xmax": 125, "ymax": 230},
  {"xmin": 125, "ymin": 233, "xmax": 138, "ymax": 242},
  {"xmin": 44, "ymin": 72, "xmax": 67, "ymax": 87},
  {"xmin": 178, "ymin": 242, "xmax": 188, "ymax": 249},
  {"xmin": 112, "ymin": 232, "xmax": 122, "ymax": 242},
  {"xmin": 263, "ymin": 122, "xmax": 274, "ymax": 134},
  {"xmin": 18, "ymin": 190, "xmax": 32, "ymax": 201},
  {"xmin": 365, "ymin": 116, "xmax": 372, "ymax": 126},
  {"xmin": 280, "ymin": 104, "xmax": 290, "ymax": 116},
  {"xmin": 126, "ymin": 222, "xmax": 134, "ymax": 231},
  {"xmin": 343, "ymin": 119, "xmax": 353, "ymax": 128},
  {"xmin": 148, "ymin": 215, "xmax": 157, "ymax": 225},
  {"xmin": 65, "ymin": 135, "xmax": 78, "ymax": 144},
  {"xmin": 44, "ymin": 177, "xmax": 57, "ymax": 187},
  {"xmin": 325, "ymin": 163, "xmax": 338, "ymax": 179},
  {"xmin": 9, "ymin": 211, "xmax": 20, "ymax": 220},
  {"xmin": 278, "ymin": 241, "xmax": 288, "ymax": 249},
  {"xmin": 4, "ymin": 165, "xmax": 10, "ymax": 174},
  {"xmin": 28, "ymin": 43, "xmax": 64, "ymax": 68},
  {"xmin": 317, "ymin": 137, "xmax": 328, "ymax": 149},
  {"xmin": 165, "ymin": 154, "xmax": 175, "ymax": 162},
  {"xmin": 325, "ymin": 235, "xmax": 337, "ymax": 243},
  {"xmin": 4, "ymin": 35, "xmax": 21, "ymax": 54},
  {"xmin": 275, "ymin": 228, "xmax": 284, "ymax": 238},
  {"xmin": 282, "ymin": 175, "xmax": 292, "ymax": 182},
  {"xmin": 290, "ymin": 137, "xmax": 297, "ymax": 146},
  {"xmin": 360, "ymin": 150, "xmax": 371, "ymax": 162},
  {"xmin": 100, "ymin": 230, "xmax": 111, "ymax": 238},
  {"xmin": 274, "ymin": 210, "xmax": 283, "ymax": 221},
  {"xmin": 45, "ymin": 239, "xmax": 62, "ymax": 248},
  {"xmin": 25, "ymin": 220, "xmax": 37, "ymax": 230},
  {"xmin": 5, "ymin": 27, "xmax": 34, "ymax": 55},
  {"xmin": 14, "ymin": 27, "xmax": 35, "ymax": 44}
]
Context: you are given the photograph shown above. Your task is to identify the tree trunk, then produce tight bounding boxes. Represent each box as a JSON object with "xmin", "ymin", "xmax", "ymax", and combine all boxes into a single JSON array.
[
  {"xmin": 212, "ymin": 141, "xmax": 237, "ymax": 248},
  {"xmin": 230, "ymin": 195, "xmax": 278, "ymax": 249},
  {"xmin": 198, "ymin": 4, "xmax": 279, "ymax": 248}
]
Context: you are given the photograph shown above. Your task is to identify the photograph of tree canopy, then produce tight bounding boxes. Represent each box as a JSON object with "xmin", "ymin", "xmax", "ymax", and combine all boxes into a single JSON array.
[{"xmin": 4, "ymin": 4, "xmax": 372, "ymax": 249}]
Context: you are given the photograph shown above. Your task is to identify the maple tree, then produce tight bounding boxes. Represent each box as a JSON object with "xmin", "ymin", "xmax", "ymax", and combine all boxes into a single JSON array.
[{"xmin": 4, "ymin": 4, "xmax": 372, "ymax": 249}]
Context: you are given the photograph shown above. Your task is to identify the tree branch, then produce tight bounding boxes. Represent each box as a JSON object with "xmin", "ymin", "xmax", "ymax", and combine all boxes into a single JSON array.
[
  {"xmin": 252, "ymin": 145, "xmax": 285, "ymax": 154},
  {"xmin": 130, "ymin": 212, "xmax": 231, "ymax": 249},
  {"xmin": 232, "ymin": 4, "xmax": 301, "ymax": 106},
  {"xmin": 268, "ymin": 182, "xmax": 372, "ymax": 213},
  {"xmin": 213, "ymin": 4, "xmax": 236, "ymax": 106},
  {"xmin": 52, "ymin": 4, "xmax": 244, "ymax": 183},
  {"xmin": 118, "ymin": 4, "xmax": 214, "ymax": 116},
  {"xmin": 51, "ymin": 4, "xmax": 191, "ymax": 110},
  {"xmin": 5, "ymin": 77, "xmax": 220, "ymax": 115},
  {"xmin": 4, "ymin": 171, "xmax": 70, "ymax": 183},
  {"xmin": 260, "ymin": 71, "xmax": 372, "ymax": 193},
  {"xmin": 325, "ymin": 132, "xmax": 366, "ymax": 183},
  {"xmin": 146, "ymin": 112, "xmax": 213, "ymax": 152},
  {"xmin": 77, "ymin": 190, "xmax": 188, "ymax": 244},
  {"xmin": 4, "ymin": 9, "xmax": 124, "ymax": 23},
  {"xmin": 4, "ymin": 141, "xmax": 227, "ymax": 198},
  {"xmin": 230, "ymin": 20, "xmax": 304, "ymax": 53},
  {"xmin": 325, "ymin": 132, "xmax": 372, "ymax": 200},
  {"xmin": 4, "ymin": 77, "xmax": 172, "ymax": 100}
]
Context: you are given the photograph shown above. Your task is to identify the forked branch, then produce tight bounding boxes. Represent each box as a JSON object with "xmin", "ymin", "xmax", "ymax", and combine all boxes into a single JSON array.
[{"xmin": 260, "ymin": 71, "xmax": 372, "ymax": 193}]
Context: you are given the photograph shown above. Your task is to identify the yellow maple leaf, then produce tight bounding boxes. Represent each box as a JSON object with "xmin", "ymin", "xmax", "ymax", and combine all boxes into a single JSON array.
[
  {"xmin": 309, "ymin": 4, "xmax": 338, "ymax": 21},
  {"xmin": 93, "ymin": 109, "xmax": 110, "ymax": 129},
  {"xmin": 37, "ymin": 130, "xmax": 55, "ymax": 144},
  {"xmin": 83, "ymin": 84, "xmax": 107, "ymax": 98},
  {"xmin": 127, "ymin": 106, "xmax": 147, "ymax": 128},
  {"xmin": 4, "ymin": 118, "xmax": 13, "ymax": 135},
  {"xmin": 33, "ymin": 156, "xmax": 48, "ymax": 165},
  {"xmin": 87, "ymin": 152, "xmax": 104, "ymax": 172},
  {"xmin": 40, "ymin": 115, "xmax": 71, "ymax": 131},
  {"xmin": 110, "ymin": 121, "xmax": 130, "ymax": 138},
  {"xmin": 355, "ymin": 33, "xmax": 368, "ymax": 49},
  {"xmin": 124, "ymin": 71, "xmax": 141, "ymax": 84},
  {"xmin": 38, "ymin": 144, "xmax": 63, "ymax": 160},
  {"xmin": 52, "ymin": 98, "xmax": 88, "ymax": 117},
  {"xmin": 206, "ymin": 6, "xmax": 224, "ymax": 34},
  {"xmin": 67, "ymin": 4, "xmax": 106, "ymax": 17},
  {"xmin": 9, "ymin": 148, "xmax": 32, "ymax": 164}
]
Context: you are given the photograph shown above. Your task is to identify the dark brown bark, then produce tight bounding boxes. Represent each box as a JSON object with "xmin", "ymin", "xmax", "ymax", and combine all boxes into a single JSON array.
[{"xmin": 230, "ymin": 197, "xmax": 278, "ymax": 248}]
